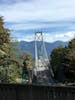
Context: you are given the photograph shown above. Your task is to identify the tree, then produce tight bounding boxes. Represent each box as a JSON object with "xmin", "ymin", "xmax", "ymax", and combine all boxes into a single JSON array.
[
  {"xmin": 50, "ymin": 46, "xmax": 64, "ymax": 72},
  {"xmin": 50, "ymin": 46, "xmax": 66, "ymax": 82},
  {"xmin": 50, "ymin": 38, "xmax": 75, "ymax": 83},
  {"xmin": 22, "ymin": 60, "xmax": 29, "ymax": 83},
  {"xmin": 63, "ymin": 38, "xmax": 75, "ymax": 82},
  {"xmin": 68, "ymin": 38, "xmax": 75, "ymax": 49},
  {"xmin": 0, "ymin": 16, "xmax": 10, "ymax": 83},
  {"xmin": 20, "ymin": 51, "xmax": 33, "ymax": 83},
  {"xmin": 0, "ymin": 16, "xmax": 22, "ymax": 83},
  {"xmin": 0, "ymin": 16, "xmax": 10, "ymax": 46},
  {"xmin": 20, "ymin": 51, "xmax": 33, "ymax": 70}
]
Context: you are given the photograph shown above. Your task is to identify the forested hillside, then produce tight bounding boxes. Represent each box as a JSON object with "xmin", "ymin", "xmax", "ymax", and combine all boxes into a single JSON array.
[{"xmin": 50, "ymin": 38, "xmax": 75, "ymax": 83}]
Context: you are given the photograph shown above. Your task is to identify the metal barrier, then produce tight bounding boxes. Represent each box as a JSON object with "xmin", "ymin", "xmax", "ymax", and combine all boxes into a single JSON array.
[{"xmin": 0, "ymin": 84, "xmax": 75, "ymax": 100}]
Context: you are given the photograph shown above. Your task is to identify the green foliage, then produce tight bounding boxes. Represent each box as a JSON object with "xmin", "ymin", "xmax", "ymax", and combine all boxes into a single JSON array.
[
  {"xmin": 50, "ymin": 38, "xmax": 75, "ymax": 82},
  {"xmin": 0, "ymin": 16, "xmax": 22, "ymax": 83},
  {"xmin": 0, "ymin": 54, "xmax": 22, "ymax": 83},
  {"xmin": 68, "ymin": 38, "xmax": 75, "ymax": 49},
  {"xmin": 21, "ymin": 51, "xmax": 33, "ymax": 83},
  {"xmin": 7, "ymin": 64, "xmax": 21, "ymax": 83},
  {"xmin": 0, "ymin": 16, "xmax": 10, "ymax": 46},
  {"xmin": 0, "ymin": 67, "xmax": 7, "ymax": 83},
  {"xmin": 50, "ymin": 46, "xmax": 65, "ymax": 73},
  {"xmin": 63, "ymin": 39, "xmax": 75, "ymax": 81},
  {"xmin": 20, "ymin": 51, "xmax": 33, "ymax": 70}
]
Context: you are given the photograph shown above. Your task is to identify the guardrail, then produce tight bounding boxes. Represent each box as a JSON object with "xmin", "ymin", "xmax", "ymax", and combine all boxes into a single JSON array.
[{"xmin": 0, "ymin": 84, "xmax": 75, "ymax": 100}]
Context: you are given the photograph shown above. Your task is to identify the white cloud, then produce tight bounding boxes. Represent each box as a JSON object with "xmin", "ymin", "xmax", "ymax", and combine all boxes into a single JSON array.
[
  {"xmin": 8, "ymin": 22, "xmax": 66, "ymax": 31},
  {"xmin": 9, "ymin": 23, "xmax": 50, "ymax": 30},
  {"xmin": 0, "ymin": 0, "xmax": 75, "ymax": 22},
  {"xmin": 11, "ymin": 32, "xmax": 34, "ymax": 42},
  {"xmin": 5, "ymin": 21, "xmax": 73, "ymax": 32},
  {"xmin": 12, "ymin": 32, "xmax": 75, "ymax": 42},
  {"xmin": 0, "ymin": 0, "xmax": 75, "ymax": 42},
  {"xmin": 43, "ymin": 32, "xmax": 75, "ymax": 42}
]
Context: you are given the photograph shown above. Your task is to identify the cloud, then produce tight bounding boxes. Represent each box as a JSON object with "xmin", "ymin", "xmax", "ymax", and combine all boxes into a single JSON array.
[
  {"xmin": 43, "ymin": 32, "xmax": 75, "ymax": 42},
  {"xmin": 0, "ymin": 0, "xmax": 32, "ymax": 5},
  {"xmin": 11, "ymin": 32, "xmax": 75, "ymax": 42},
  {"xmin": 0, "ymin": 0, "xmax": 75, "ymax": 42},
  {"xmin": 5, "ymin": 21, "xmax": 75, "ymax": 33},
  {"xmin": 0, "ymin": 0, "xmax": 75, "ymax": 23}
]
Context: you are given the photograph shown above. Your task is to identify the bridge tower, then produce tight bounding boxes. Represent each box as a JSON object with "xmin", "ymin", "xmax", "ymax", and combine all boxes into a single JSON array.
[{"xmin": 33, "ymin": 32, "xmax": 54, "ymax": 84}]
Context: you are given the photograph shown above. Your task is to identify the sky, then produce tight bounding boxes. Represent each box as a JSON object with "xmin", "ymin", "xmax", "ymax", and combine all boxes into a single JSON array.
[{"xmin": 0, "ymin": 0, "xmax": 75, "ymax": 42}]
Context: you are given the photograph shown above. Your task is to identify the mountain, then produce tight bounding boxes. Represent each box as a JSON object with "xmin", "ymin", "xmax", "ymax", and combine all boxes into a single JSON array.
[{"xmin": 13, "ymin": 41, "xmax": 68, "ymax": 57}]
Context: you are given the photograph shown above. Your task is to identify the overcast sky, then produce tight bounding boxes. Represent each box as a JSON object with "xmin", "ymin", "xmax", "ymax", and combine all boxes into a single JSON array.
[{"xmin": 0, "ymin": 0, "xmax": 75, "ymax": 42}]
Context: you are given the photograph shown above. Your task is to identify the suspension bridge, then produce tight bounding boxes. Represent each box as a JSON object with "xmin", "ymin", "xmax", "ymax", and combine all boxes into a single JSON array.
[{"xmin": 33, "ymin": 32, "xmax": 54, "ymax": 84}]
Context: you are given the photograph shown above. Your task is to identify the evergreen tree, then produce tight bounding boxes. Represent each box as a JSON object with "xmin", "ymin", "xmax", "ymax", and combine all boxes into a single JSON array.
[
  {"xmin": 21, "ymin": 51, "xmax": 33, "ymax": 83},
  {"xmin": 0, "ymin": 16, "xmax": 22, "ymax": 83},
  {"xmin": 50, "ymin": 46, "xmax": 66, "ymax": 82},
  {"xmin": 50, "ymin": 38, "xmax": 75, "ymax": 83},
  {"xmin": 0, "ymin": 16, "xmax": 10, "ymax": 46},
  {"xmin": 63, "ymin": 38, "xmax": 75, "ymax": 82}
]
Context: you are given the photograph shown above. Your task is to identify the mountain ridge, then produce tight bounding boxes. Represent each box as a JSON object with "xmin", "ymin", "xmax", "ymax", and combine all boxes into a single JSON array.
[{"xmin": 14, "ymin": 41, "xmax": 68, "ymax": 57}]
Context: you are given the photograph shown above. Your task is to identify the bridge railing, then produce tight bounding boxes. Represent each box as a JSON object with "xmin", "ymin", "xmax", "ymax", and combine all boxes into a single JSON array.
[{"xmin": 0, "ymin": 84, "xmax": 75, "ymax": 100}]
